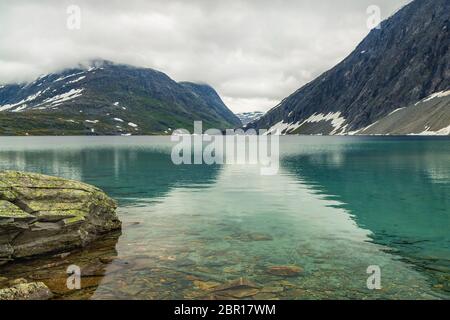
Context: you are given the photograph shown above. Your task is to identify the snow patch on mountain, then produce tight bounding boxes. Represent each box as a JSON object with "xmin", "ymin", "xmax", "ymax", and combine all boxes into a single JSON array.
[
  {"xmin": 414, "ymin": 90, "xmax": 450, "ymax": 106},
  {"xmin": 237, "ymin": 111, "xmax": 265, "ymax": 125},
  {"xmin": 0, "ymin": 90, "xmax": 44, "ymax": 111},
  {"xmin": 388, "ymin": 107, "xmax": 405, "ymax": 116},
  {"xmin": 36, "ymin": 88, "xmax": 84, "ymax": 108},
  {"xmin": 67, "ymin": 76, "xmax": 86, "ymax": 84},
  {"xmin": 409, "ymin": 124, "xmax": 450, "ymax": 136},
  {"xmin": 265, "ymin": 120, "xmax": 301, "ymax": 135},
  {"xmin": 300, "ymin": 112, "xmax": 347, "ymax": 134},
  {"xmin": 12, "ymin": 105, "xmax": 28, "ymax": 112},
  {"xmin": 54, "ymin": 72, "xmax": 85, "ymax": 82},
  {"xmin": 265, "ymin": 112, "xmax": 348, "ymax": 135},
  {"xmin": 422, "ymin": 90, "xmax": 450, "ymax": 103}
]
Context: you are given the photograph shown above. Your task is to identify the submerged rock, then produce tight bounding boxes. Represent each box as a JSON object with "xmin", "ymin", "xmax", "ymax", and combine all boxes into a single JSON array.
[
  {"xmin": 231, "ymin": 231, "xmax": 274, "ymax": 242},
  {"xmin": 266, "ymin": 265, "xmax": 304, "ymax": 277},
  {"xmin": 0, "ymin": 170, "xmax": 121, "ymax": 265},
  {"xmin": 205, "ymin": 277, "xmax": 262, "ymax": 299},
  {"xmin": 0, "ymin": 281, "xmax": 53, "ymax": 300},
  {"xmin": 194, "ymin": 280, "xmax": 221, "ymax": 291},
  {"xmin": 8, "ymin": 278, "xmax": 28, "ymax": 286}
]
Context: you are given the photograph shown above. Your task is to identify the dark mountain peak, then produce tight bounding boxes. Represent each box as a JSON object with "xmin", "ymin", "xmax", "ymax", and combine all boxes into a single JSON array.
[{"xmin": 250, "ymin": 0, "xmax": 449, "ymax": 135}]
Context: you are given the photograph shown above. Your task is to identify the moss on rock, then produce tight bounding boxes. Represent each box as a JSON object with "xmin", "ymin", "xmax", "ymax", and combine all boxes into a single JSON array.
[
  {"xmin": 0, "ymin": 200, "xmax": 34, "ymax": 219},
  {"xmin": 0, "ymin": 170, "xmax": 121, "ymax": 265}
]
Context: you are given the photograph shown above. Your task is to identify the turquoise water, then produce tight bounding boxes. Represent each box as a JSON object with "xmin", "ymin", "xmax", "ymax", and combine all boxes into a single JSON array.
[{"xmin": 0, "ymin": 136, "xmax": 449, "ymax": 299}]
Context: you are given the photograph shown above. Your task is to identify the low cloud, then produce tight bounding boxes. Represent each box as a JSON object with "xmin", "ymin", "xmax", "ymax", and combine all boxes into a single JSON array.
[{"xmin": 0, "ymin": 0, "xmax": 410, "ymax": 112}]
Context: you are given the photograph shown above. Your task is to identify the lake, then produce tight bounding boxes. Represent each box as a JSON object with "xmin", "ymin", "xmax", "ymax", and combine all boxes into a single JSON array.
[{"xmin": 0, "ymin": 136, "xmax": 449, "ymax": 299}]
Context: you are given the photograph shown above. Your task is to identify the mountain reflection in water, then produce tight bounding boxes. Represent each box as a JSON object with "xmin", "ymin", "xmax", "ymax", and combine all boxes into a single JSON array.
[{"xmin": 0, "ymin": 136, "xmax": 448, "ymax": 299}]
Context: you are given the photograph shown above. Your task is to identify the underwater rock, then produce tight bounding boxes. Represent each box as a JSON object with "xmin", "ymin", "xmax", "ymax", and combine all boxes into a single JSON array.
[
  {"xmin": 99, "ymin": 255, "xmax": 117, "ymax": 264},
  {"xmin": 193, "ymin": 280, "xmax": 220, "ymax": 291},
  {"xmin": 232, "ymin": 231, "xmax": 273, "ymax": 242},
  {"xmin": 252, "ymin": 292, "xmax": 280, "ymax": 300},
  {"xmin": 0, "ymin": 170, "xmax": 121, "ymax": 265},
  {"xmin": 207, "ymin": 277, "xmax": 261, "ymax": 298},
  {"xmin": 261, "ymin": 286, "xmax": 284, "ymax": 293},
  {"xmin": 8, "ymin": 278, "xmax": 28, "ymax": 286},
  {"xmin": 247, "ymin": 233, "xmax": 273, "ymax": 241},
  {"xmin": 0, "ymin": 281, "xmax": 53, "ymax": 300},
  {"xmin": 213, "ymin": 277, "xmax": 260, "ymax": 292},
  {"xmin": 266, "ymin": 265, "xmax": 304, "ymax": 277},
  {"xmin": 81, "ymin": 262, "xmax": 107, "ymax": 277},
  {"xmin": 221, "ymin": 287, "xmax": 260, "ymax": 299}
]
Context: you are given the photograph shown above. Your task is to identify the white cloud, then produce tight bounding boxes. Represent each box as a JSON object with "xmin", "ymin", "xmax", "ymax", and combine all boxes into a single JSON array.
[{"xmin": 0, "ymin": 0, "xmax": 411, "ymax": 113}]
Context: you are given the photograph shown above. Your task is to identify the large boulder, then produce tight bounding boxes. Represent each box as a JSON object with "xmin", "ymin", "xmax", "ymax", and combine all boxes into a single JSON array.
[{"xmin": 0, "ymin": 171, "xmax": 121, "ymax": 265}]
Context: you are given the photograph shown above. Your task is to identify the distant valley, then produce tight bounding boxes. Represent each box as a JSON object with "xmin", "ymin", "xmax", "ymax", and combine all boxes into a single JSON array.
[{"xmin": 236, "ymin": 111, "xmax": 265, "ymax": 126}]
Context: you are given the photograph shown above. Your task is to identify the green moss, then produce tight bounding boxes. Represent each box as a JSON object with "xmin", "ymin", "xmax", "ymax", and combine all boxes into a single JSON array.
[
  {"xmin": 0, "ymin": 171, "xmax": 97, "ymax": 192},
  {"xmin": 0, "ymin": 200, "xmax": 34, "ymax": 219},
  {"xmin": 62, "ymin": 215, "xmax": 86, "ymax": 225},
  {"xmin": 35, "ymin": 210, "xmax": 85, "ymax": 221},
  {"xmin": 0, "ymin": 189, "xmax": 16, "ymax": 202},
  {"xmin": 26, "ymin": 201, "xmax": 87, "ymax": 212}
]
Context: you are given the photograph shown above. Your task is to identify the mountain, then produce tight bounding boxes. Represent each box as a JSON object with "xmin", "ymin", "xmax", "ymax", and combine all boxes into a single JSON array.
[
  {"xmin": 248, "ymin": 0, "xmax": 449, "ymax": 135},
  {"xmin": 0, "ymin": 60, "xmax": 241, "ymax": 135},
  {"xmin": 179, "ymin": 82, "xmax": 241, "ymax": 127},
  {"xmin": 360, "ymin": 91, "xmax": 450, "ymax": 135},
  {"xmin": 236, "ymin": 111, "xmax": 265, "ymax": 125}
]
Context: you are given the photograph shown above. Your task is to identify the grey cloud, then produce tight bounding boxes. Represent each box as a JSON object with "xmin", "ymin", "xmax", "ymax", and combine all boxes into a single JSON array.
[{"xmin": 0, "ymin": 0, "xmax": 411, "ymax": 112}]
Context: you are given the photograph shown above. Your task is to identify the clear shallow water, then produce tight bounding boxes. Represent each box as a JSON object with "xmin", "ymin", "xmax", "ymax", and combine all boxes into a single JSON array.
[{"xmin": 0, "ymin": 136, "xmax": 449, "ymax": 300}]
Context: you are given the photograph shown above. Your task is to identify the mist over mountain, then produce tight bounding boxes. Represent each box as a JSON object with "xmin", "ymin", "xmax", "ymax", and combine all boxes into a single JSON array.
[{"xmin": 0, "ymin": 60, "xmax": 241, "ymax": 135}]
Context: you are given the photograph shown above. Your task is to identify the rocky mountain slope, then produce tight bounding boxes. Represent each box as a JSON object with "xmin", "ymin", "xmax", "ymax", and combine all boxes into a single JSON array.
[
  {"xmin": 360, "ymin": 90, "xmax": 450, "ymax": 135},
  {"xmin": 0, "ymin": 61, "xmax": 241, "ymax": 135},
  {"xmin": 248, "ymin": 0, "xmax": 449, "ymax": 135}
]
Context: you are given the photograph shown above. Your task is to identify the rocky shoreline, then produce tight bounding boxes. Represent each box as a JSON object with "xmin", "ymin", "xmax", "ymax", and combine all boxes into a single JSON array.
[
  {"xmin": 0, "ymin": 170, "xmax": 122, "ymax": 299},
  {"xmin": 0, "ymin": 279, "xmax": 53, "ymax": 300}
]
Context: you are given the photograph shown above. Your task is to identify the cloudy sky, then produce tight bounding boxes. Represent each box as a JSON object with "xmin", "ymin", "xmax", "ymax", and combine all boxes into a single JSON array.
[{"xmin": 0, "ymin": 0, "xmax": 410, "ymax": 113}]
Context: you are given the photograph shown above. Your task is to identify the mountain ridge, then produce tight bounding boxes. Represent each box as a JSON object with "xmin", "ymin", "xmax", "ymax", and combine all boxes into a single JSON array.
[
  {"xmin": 247, "ymin": 0, "xmax": 449, "ymax": 135},
  {"xmin": 0, "ymin": 60, "xmax": 241, "ymax": 135}
]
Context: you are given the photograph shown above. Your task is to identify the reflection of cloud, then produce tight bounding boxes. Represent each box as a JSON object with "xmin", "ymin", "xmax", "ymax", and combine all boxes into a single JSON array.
[
  {"xmin": 136, "ymin": 163, "xmax": 379, "ymax": 248},
  {"xmin": 426, "ymin": 166, "xmax": 450, "ymax": 184},
  {"xmin": 278, "ymin": 136, "xmax": 351, "ymax": 168},
  {"xmin": 307, "ymin": 152, "xmax": 345, "ymax": 168},
  {"xmin": 0, "ymin": 149, "xmax": 82, "ymax": 181},
  {"xmin": 112, "ymin": 163, "xmax": 431, "ymax": 297},
  {"xmin": 0, "ymin": 136, "xmax": 224, "ymax": 207},
  {"xmin": 280, "ymin": 139, "xmax": 450, "ymax": 289},
  {"xmin": 419, "ymin": 148, "xmax": 450, "ymax": 184}
]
